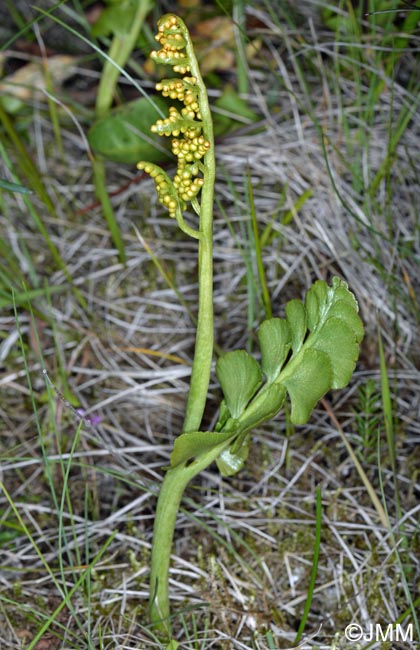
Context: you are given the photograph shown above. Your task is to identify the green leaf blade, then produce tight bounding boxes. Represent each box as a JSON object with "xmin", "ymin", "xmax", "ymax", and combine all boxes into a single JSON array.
[
  {"xmin": 170, "ymin": 429, "xmax": 237, "ymax": 468},
  {"xmin": 285, "ymin": 299, "xmax": 307, "ymax": 354},
  {"xmin": 328, "ymin": 299, "xmax": 364, "ymax": 341},
  {"xmin": 258, "ymin": 318, "xmax": 291, "ymax": 382},
  {"xmin": 271, "ymin": 277, "xmax": 363, "ymax": 424},
  {"xmin": 309, "ymin": 318, "xmax": 361, "ymax": 389},
  {"xmin": 305, "ymin": 279, "xmax": 328, "ymax": 331},
  {"xmin": 216, "ymin": 350, "xmax": 262, "ymax": 419},
  {"xmin": 88, "ymin": 96, "xmax": 170, "ymax": 164},
  {"xmin": 281, "ymin": 349, "xmax": 332, "ymax": 424}
]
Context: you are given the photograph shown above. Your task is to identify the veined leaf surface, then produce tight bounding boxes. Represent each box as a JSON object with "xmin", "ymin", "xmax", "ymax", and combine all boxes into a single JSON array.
[
  {"xmin": 275, "ymin": 277, "xmax": 364, "ymax": 423},
  {"xmin": 243, "ymin": 277, "xmax": 363, "ymax": 426},
  {"xmin": 171, "ymin": 429, "xmax": 237, "ymax": 468},
  {"xmin": 216, "ymin": 350, "xmax": 262, "ymax": 419}
]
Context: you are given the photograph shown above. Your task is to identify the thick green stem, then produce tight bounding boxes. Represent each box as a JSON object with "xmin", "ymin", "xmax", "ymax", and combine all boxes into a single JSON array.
[
  {"xmin": 148, "ymin": 466, "xmax": 190, "ymax": 637},
  {"xmin": 149, "ymin": 439, "xmax": 232, "ymax": 636},
  {"xmin": 182, "ymin": 180, "xmax": 214, "ymax": 433},
  {"xmin": 181, "ymin": 41, "xmax": 216, "ymax": 434}
]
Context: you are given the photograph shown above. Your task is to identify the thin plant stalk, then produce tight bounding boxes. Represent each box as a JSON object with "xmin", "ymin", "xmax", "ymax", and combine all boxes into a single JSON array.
[
  {"xmin": 294, "ymin": 485, "xmax": 322, "ymax": 644},
  {"xmin": 182, "ymin": 98, "xmax": 215, "ymax": 434},
  {"xmin": 149, "ymin": 438, "xmax": 232, "ymax": 636}
]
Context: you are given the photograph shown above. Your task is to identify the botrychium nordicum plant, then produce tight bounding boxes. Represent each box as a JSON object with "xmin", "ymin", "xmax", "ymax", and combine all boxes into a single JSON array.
[{"xmin": 138, "ymin": 15, "xmax": 364, "ymax": 644}]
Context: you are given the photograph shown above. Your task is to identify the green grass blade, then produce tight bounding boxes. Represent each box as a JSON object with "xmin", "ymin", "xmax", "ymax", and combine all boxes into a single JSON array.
[
  {"xmin": 294, "ymin": 484, "xmax": 322, "ymax": 644},
  {"xmin": 232, "ymin": 0, "xmax": 249, "ymax": 95},
  {"xmin": 247, "ymin": 170, "xmax": 272, "ymax": 319},
  {"xmin": 0, "ymin": 104, "xmax": 57, "ymax": 214},
  {"xmin": 92, "ymin": 157, "xmax": 126, "ymax": 262},
  {"xmin": 0, "ymin": 178, "xmax": 34, "ymax": 194}
]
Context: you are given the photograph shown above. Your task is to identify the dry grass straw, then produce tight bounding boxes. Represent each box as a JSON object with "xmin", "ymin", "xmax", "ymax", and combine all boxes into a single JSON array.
[{"xmin": 1, "ymin": 1, "xmax": 419, "ymax": 648}]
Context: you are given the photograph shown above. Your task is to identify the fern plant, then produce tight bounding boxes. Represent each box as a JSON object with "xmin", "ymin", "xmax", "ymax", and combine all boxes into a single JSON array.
[{"xmin": 137, "ymin": 14, "xmax": 364, "ymax": 641}]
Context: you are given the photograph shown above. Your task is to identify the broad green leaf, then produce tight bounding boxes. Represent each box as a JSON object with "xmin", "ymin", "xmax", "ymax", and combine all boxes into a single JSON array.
[
  {"xmin": 214, "ymin": 278, "xmax": 362, "ymax": 443},
  {"xmin": 88, "ymin": 96, "xmax": 171, "ymax": 164},
  {"xmin": 304, "ymin": 280, "xmax": 363, "ymax": 342},
  {"xmin": 281, "ymin": 349, "xmax": 332, "ymax": 424},
  {"xmin": 328, "ymin": 299, "xmax": 364, "ymax": 340},
  {"xmin": 285, "ymin": 299, "xmax": 307, "ymax": 354},
  {"xmin": 216, "ymin": 350, "xmax": 262, "ymax": 419},
  {"xmin": 171, "ymin": 429, "xmax": 237, "ymax": 468},
  {"xmin": 304, "ymin": 279, "xmax": 328, "ymax": 330},
  {"xmin": 215, "ymin": 86, "xmax": 259, "ymax": 123},
  {"xmin": 258, "ymin": 318, "xmax": 291, "ymax": 382},
  {"xmin": 274, "ymin": 277, "xmax": 363, "ymax": 423},
  {"xmin": 166, "ymin": 640, "xmax": 179, "ymax": 650},
  {"xmin": 231, "ymin": 277, "xmax": 363, "ymax": 429},
  {"xmin": 0, "ymin": 95, "xmax": 24, "ymax": 114},
  {"xmin": 308, "ymin": 318, "xmax": 361, "ymax": 388}
]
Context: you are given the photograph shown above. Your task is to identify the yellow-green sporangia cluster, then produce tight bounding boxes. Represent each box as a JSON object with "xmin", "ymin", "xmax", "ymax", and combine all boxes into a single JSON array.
[{"xmin": 137, "ymin": 14, "xmax": 211, "ymax": 220}]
